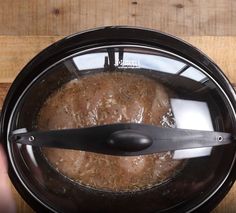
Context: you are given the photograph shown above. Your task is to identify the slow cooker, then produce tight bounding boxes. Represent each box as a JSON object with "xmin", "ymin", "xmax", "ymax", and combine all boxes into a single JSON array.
[{"xmin": 1, "ymin": 27, "xmax": 236, "ymax": 213}]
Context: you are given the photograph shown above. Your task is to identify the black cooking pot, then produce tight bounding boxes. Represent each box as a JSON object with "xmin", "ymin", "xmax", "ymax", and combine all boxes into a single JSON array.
[{"xmin": 1, "ymin": 27, "xmax": 236, "ymax": 213}]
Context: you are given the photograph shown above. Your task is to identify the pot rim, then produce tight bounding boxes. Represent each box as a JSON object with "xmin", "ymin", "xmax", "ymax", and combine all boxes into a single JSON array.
[{"xmin": 1, "ymin": 26, "xmax": 236, "ymax": 213}]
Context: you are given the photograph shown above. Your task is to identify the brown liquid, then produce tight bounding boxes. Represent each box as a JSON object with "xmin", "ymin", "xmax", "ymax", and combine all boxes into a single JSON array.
[{"xmin": 37, "ymin": 72, "xmax": 184, "ymax": 192}]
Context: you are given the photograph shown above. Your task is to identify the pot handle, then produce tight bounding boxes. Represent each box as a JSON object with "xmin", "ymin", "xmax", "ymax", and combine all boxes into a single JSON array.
[{"xmin": 9, "ymin": 123, "xmax": 233, "ymax": 156}]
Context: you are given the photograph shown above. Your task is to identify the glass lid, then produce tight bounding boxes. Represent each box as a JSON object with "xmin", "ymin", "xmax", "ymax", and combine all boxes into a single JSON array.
[{"xmin": 7, "ymin": 44, "xmax": 236, "ymax": 212}]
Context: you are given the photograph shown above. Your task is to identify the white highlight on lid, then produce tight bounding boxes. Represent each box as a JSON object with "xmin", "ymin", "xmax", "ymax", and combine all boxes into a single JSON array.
[
  {"xmin": 170, "ymin": 98, "xmax": 213, "ymax": 159},
  {"xmin": 116, "ymin": 52, "xmax": 185, "ymax": 73},
  {"xmin": 73, "ymin": 51, "xmax": 186, "ymax": 73},
  {"xmin": 180, "ymin": 66, "xmax": 207, "ymax": 82},
  {"xmin": 73, "ymin": 53, "xmax": 108, "ymax": 70}
]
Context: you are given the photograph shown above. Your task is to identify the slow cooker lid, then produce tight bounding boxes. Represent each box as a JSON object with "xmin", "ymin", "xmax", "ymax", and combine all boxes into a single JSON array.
[
  {"xmin": 6, "ymin": 43, "xmax": 236, "ymax": 212},
  {"xmin": 10, "ymin": 45, "xmax": 235, "ymax": 156}
]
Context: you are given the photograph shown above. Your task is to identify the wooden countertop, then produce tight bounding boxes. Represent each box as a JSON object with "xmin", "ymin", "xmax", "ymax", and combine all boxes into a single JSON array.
[
  {"xmin": 0, "ymin": 0, "xmax": 236, "ymax": 36},
  {"xmin": 0, "ymin": 36, "xmax": 236, "ymax": 212}
]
